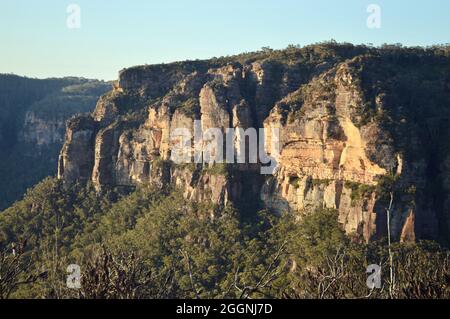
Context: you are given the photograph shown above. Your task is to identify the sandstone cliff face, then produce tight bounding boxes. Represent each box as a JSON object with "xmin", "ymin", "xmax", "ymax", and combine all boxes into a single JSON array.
[
  {"xmin": 19, "ymin": 111, "xmax": 67, "ymax": 146},
  {"xmin": 58, "ymin": 44, "xmax": 450, "ymax": 244},
  {"xmin": 261, "ymin": 62, "xmax": 390, "ymax": 241},
  {"xmin": 0, "ymin": 75, "xmax": 111, "ymax": 210}
]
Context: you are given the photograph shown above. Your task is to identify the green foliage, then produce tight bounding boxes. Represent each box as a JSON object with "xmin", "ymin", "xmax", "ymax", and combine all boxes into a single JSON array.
[
  {"xmin": 311, "ymin": 179, "xmax": 333, "ymax": 187},
  {"xmin": 202, "ymin": 163, "xmax": 229, "ymax": 177},
  {"xmin": 0, "ymin": 180, "xmax": 448, "ymax": 299},
  {"xmin": 110, "ymin": 193, "xmax": 243, "ymax": 298},
  {"xmin": 178, "ymin": 98, "xmax": 200, "ymax": 119},
  {"xmin": 375, "ymin": 174, "xmax": 400, "ymax": 199},
  {"xmin": 344, "ymin": 181, "xmax": 376, "ymax": 205},
  {"xmin": 290, "ymin": 209, "xmax": 348, "ymax": 267},
  {"xmin": 288, "ymin": 176, "xmax": 300, "ymax": 188}
]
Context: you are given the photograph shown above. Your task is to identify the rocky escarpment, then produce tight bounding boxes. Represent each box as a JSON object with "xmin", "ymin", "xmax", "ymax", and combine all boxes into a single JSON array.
[
  {"xmin": 58, "ymin": 44, "xmax": 450, "ymax": 245},
  {"xmin": 20, "ymin": 111, "xmax": 70, "ymax": 146},
  {"xmin": 0, "ymin": 75, "xmax": 110, "ymax": 209}
]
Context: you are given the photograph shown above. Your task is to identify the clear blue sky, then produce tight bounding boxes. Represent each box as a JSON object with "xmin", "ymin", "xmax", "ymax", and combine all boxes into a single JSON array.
[{"xmin": 1, "ymin": 0, "xmax": 449, "ymax": 80}]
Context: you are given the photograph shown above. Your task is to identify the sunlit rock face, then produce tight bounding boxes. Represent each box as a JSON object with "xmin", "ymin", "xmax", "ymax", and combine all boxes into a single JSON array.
[{"xmin": 58, "ymin": 44, "xmax": 450, "ymax": 244}]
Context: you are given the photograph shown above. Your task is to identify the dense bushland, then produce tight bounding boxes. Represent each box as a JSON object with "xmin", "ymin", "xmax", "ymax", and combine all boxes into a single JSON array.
[{"xmin": 0, "ymin": 178, "xmax": 448, "ymax": 299}]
